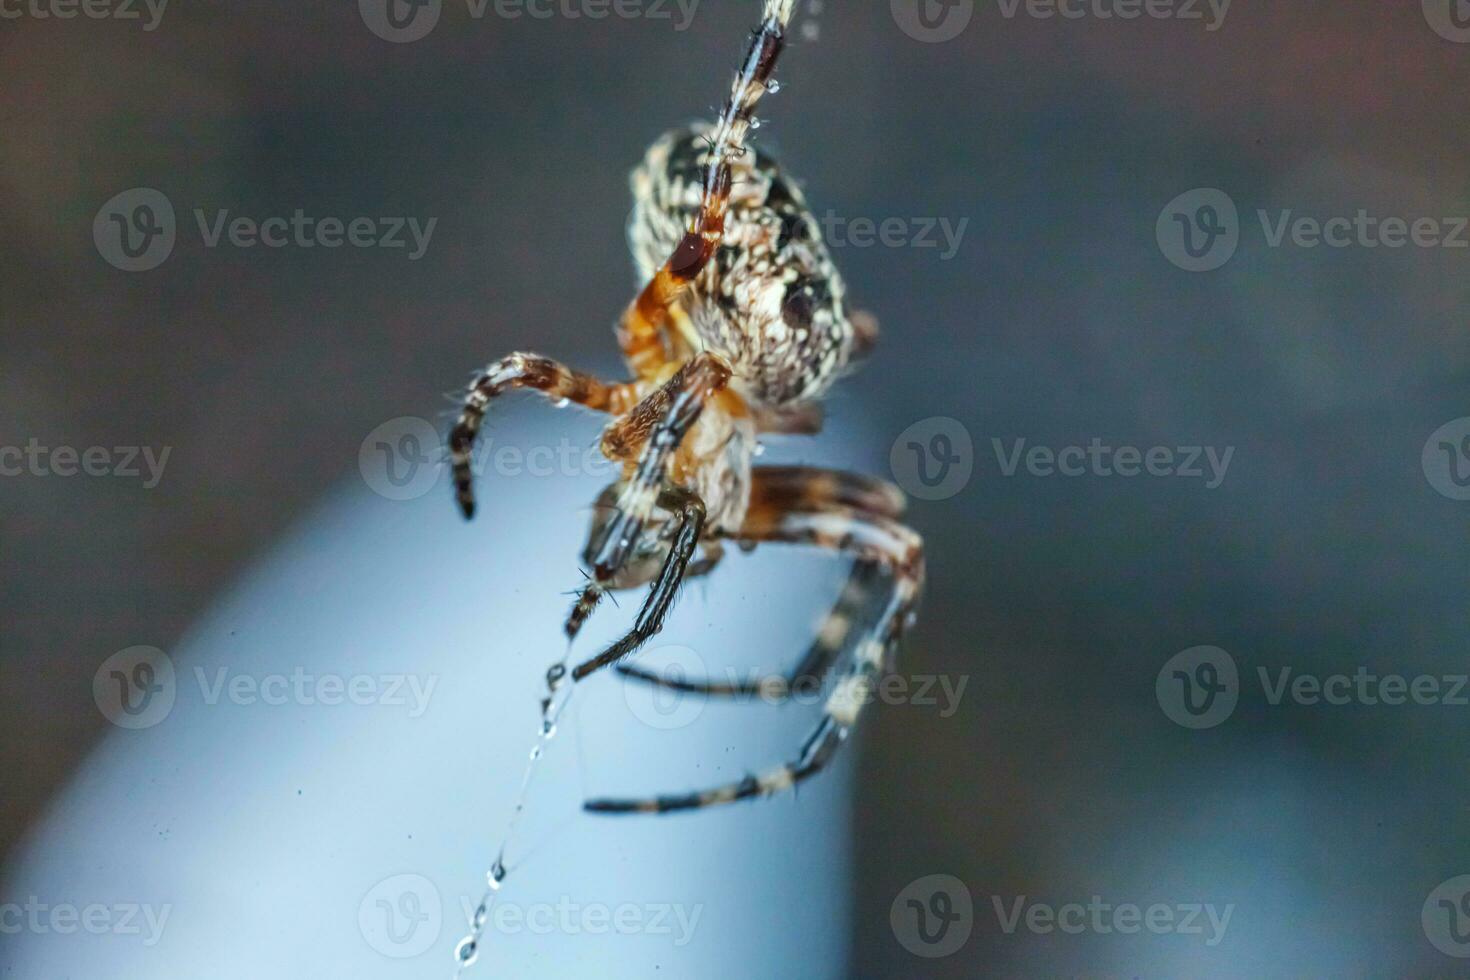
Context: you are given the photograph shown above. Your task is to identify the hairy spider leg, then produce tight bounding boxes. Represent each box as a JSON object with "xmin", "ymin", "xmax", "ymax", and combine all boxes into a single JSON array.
[
  {"xmin": 616, "ymin": 466, "xmax": 907, "ymax": 697},
  {"xmin": 585, "ymin": 351, "xmax": 732, "ymax": 583},
  {"xmin": 584, "ymin": 500, "xmax": 924, "ymax": 813},
  {"xmin": 566, "ymin": 353, "xmax": 730, "ymax": 672},
  {"xmin": 562, "ymin": 496, "xmax": 726, "ymax": 643},
  {"xmin": 571, "ymin": 486, "xmax": 707, "ymax": 682},
  {"xmin": 618, "ymin": 0, "xmax": 797, "ymax": 379},
  {"xmin": 450, "ymin": 352, "xmax": 638, "ymax": 519}
]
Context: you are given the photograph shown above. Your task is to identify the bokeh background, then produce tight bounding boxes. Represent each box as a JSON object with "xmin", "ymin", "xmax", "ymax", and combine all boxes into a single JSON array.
[{"xmin": 4, "ymin": 0, "xmax": 1470, "ymax": 975}]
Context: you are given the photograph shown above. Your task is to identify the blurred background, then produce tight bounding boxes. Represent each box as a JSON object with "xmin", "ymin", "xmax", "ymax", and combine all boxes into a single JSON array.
[{"xmin": 3, "ymin": 0, "xmax": 1470, "ymax": 975}]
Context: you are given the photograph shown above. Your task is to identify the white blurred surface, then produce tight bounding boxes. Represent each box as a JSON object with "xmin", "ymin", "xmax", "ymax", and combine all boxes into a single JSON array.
[{"xmin": 1, "ymin": 408, "xmax": 863, "ymax": 979}]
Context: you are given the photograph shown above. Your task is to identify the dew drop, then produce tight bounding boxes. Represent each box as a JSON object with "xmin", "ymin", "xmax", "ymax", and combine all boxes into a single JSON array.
[
  {"xmin": 541, "ymin": 718, "xmax": 558, "ymax": 739},
  {"xmin": 455, "ymin": 937, "xmax": 479, "ymax": 966},
  {"xmin": 473, "ymin": 902, "xmax": 488, "ymax": 929},
  {"xmin": 552, "ymin": 397, "xmax": 570, "ymax": 408},
  {"xmin": 767, "ymin": 80, "xmax": 782, "ymax": 94},
  {"xmin": 750, "ymin": 117, "xmax": 762, "ymax": 130},
  {"xmin": 529, "ymin": 745, "xmax": 542, "ymax": 760},
  {"xmin": 489, "ymin": 860, "xmax": 507, "ymax": 889},
  {"xmin": 753, "ymin": 442, "xmax": 767, "ymax": 457}
]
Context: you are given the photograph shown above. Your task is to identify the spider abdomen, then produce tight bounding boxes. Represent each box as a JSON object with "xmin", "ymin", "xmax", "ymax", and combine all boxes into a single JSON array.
[{"xmin": 628, "ymin": 126, "xmax": 856, "ymax": 408}]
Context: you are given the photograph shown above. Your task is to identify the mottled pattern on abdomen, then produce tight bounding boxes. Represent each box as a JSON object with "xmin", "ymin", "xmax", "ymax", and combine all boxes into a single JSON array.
[{"xmin": 627, "ymin": 126, "xmax": 855, "ymax": 407}]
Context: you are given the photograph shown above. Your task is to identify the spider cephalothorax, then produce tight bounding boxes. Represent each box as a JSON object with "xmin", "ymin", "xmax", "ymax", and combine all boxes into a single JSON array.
[{"xmin": 448, "ymin": 0, "xmax": 923, "ymax": 814}]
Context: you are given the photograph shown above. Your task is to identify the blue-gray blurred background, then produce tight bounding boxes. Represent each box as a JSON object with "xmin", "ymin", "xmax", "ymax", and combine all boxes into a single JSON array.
[{"xmin": 3, "ymin": 0, "xmax": 1470, "ymax": 975}]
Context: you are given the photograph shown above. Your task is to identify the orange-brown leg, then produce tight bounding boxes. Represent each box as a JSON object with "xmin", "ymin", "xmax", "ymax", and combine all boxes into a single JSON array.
[
  {"xmin": 449, "ymin": 352, "xmax": 638, "ymax": 519},
  {"xmin": 618, "ymin": 0, "xmax": 796, "ymax": 378}
]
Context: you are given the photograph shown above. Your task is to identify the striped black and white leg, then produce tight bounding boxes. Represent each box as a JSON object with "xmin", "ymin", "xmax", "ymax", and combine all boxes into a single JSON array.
[
  {"xmin": 584, "ymin": 502, "xmax": 924, "ymax": 814},
  {"xmin": 615, "ymin": 558, "xmax": 883, "ymax": 700},
  {"xmin": 615, "ymin": 467, "xmax": 908, "ymax": 700},
  {"xmin": 571, "ymin": 487, "xmax": 708, "ymax": 682},
  {"xmin": 449, "ymin": 352, "xmax": 636, "ymax": 519},
  {"xmin": 583, "ymin": 352, "xmax": 730, "ymax": 583}
]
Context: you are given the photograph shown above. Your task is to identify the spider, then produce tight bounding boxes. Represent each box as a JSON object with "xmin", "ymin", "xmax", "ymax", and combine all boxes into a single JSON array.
[{"xmin": 448, "ymin": 0, "xmax": 925, "ymax": 815}]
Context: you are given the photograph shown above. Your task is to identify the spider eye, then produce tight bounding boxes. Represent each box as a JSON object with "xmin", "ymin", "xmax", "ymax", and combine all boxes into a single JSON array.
[{"xmin": 781, "ymin": 287, "xmax": 816, "ymax": 331}]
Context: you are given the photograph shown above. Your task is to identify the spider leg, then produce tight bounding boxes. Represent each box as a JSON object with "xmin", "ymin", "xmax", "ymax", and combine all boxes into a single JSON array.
[
  {"xmin": 450, "ymin": 352, "xmax": 637, "ymax": 519},
  {"xmin": 618, "ymin": 0, "xmax": 795, "ymax": 378},
  {"xmin": 571, "ymin": 487, "xmax": 706, "ymax": 682},
  {"xmin": 585, "ymin": 352, "xmax": 731, "ymax": 582},
  {"xmin": 585, "ymin": 497, "xmax": 925, "ymax": 815},
  {"xmin": 616, "ymin": 466, "xmax": 907, "ymax": 698},
  {"xmin": 563, "ymin": 483, "xmax": 722, "ymax": 644},
  {"xmin": 615, "ymin": 558, "xmax": 883, "ymax": 699}
]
